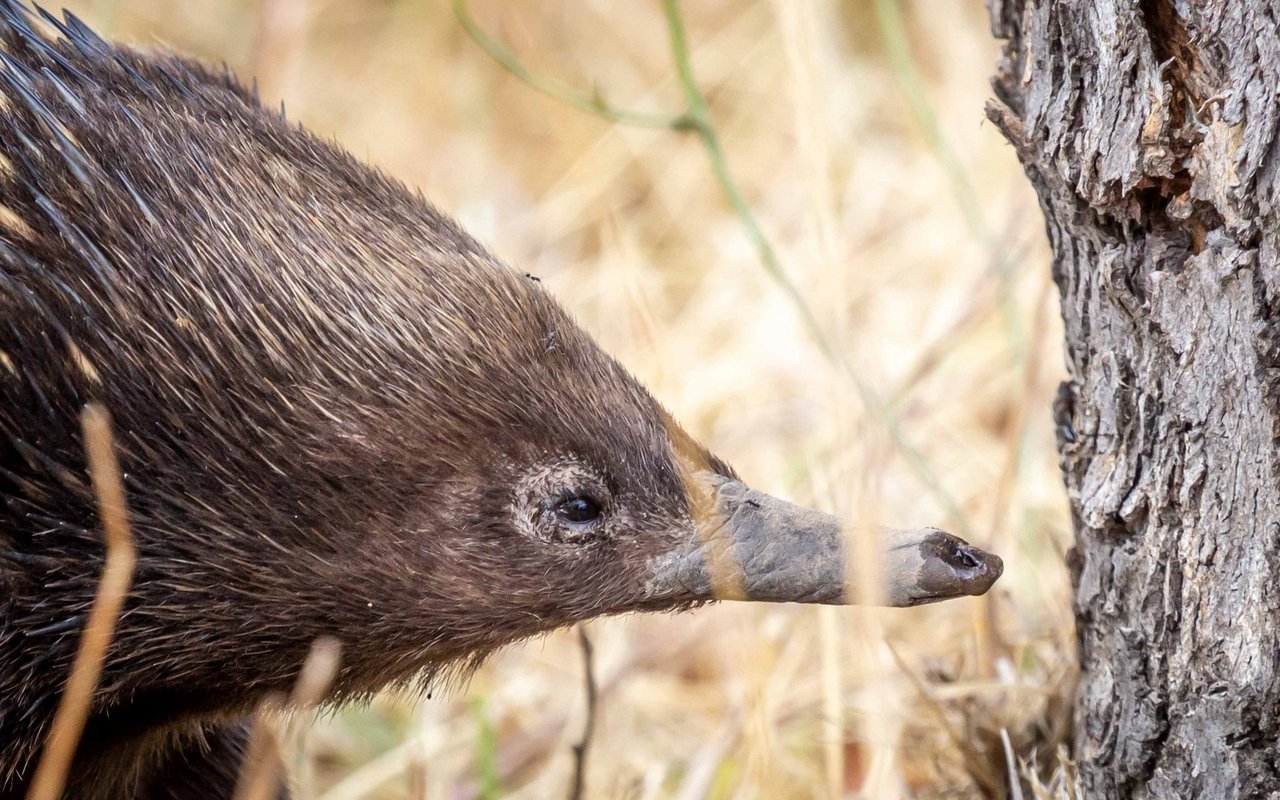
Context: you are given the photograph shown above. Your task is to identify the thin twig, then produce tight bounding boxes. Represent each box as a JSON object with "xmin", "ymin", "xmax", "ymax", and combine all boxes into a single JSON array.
[
  {"xmin": 567, "ymin": 625, "xmax": 597, "ymax": 800},
  {"xmin": 233, "ymin": 636, "xmax": 343, "ymax": 800},
  {"xmin": 26, "ymin": 404, "xmax": 138, "ymax": 800}
]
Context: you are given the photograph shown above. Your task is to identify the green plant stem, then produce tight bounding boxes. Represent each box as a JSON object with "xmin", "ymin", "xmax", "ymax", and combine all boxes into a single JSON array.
[
  {"xmin": 471, "ymin": 696, "xmax": 501, "ymax": 800},
  {"xmin": 658, "ymin": 0, "xmax": 969, "ymax": 533},
  {"xmin": 458, "ymin": 0, "xmax": 972, "ymax": 534},
  {"xmin": 453, "ymin": 0, "xmax": 688, "ymax": 130}
]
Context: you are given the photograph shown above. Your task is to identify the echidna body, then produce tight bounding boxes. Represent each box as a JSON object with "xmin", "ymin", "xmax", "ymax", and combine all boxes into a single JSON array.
[{"xmin": 0, "ymin": 5, "xmax": 1002, "ymax": 798}]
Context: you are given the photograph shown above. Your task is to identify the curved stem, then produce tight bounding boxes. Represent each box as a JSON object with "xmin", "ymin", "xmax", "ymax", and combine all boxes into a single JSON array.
[
  {"xmin": 458, "ymin": 0, "xmax": 973, "ymax": 534},
  {"xmin": 454, "ymin": 0, "xmax": 689, "ymax": 130}
]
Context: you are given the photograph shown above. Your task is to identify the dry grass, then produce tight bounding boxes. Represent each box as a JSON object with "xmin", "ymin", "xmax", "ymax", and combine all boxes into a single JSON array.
[
  {"xmin": 60, "ymin": 0, "xmax": 1073, "ymax": 797},
  {"xmin": 26, "ymin": 406, "xmax": 137, "ymax": 800}
]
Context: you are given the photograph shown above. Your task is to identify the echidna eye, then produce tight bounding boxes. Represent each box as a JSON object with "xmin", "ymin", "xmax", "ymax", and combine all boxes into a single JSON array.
[{"xmin": 555, "ymin": 495, "xmax": 602, "ymax": 525}]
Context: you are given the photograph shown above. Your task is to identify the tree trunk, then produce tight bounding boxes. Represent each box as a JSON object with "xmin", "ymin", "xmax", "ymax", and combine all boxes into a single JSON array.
[{"xmin": 987, "ymin": 1, "xmax": 1280, "ymax": 797}]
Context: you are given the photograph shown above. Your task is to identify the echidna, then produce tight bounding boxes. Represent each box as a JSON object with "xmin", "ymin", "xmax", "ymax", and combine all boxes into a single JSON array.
[{"xmin": 0, "ymin": 4, "xmax": 1002, "ymax": 798}]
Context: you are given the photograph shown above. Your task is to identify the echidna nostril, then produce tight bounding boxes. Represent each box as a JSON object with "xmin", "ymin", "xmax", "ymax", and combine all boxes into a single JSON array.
[{"xmin": 954, "ymin": 545, "xmax": 982, "ymax": 571}]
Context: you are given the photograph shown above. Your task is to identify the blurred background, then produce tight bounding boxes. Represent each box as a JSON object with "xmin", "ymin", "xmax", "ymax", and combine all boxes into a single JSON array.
[{"xmin": 61, "ymin": 0, "xmax": 1073, "ymax": 796}]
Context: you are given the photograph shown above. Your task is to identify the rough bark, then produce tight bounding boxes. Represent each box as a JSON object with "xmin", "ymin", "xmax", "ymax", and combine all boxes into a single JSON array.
[{"xmin": 987, "ymin": 1, "xmax": 1280, "ymax": 797}]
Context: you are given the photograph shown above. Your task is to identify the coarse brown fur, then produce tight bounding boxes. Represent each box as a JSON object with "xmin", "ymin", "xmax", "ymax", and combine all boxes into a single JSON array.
[{"xmin": 0, "ymin": 4, "xmax": 734, "ymax": 797}]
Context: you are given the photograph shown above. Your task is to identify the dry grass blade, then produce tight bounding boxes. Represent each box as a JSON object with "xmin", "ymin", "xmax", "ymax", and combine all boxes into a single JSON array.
[
  {"xmin": 234, "ymin": 636, "xmax": 343, "ymax": 800},
  {"xmin": 407, "ymin": 734, "xmax": 428, "ymax": 800},
  {"xmin": 25, "ymin": 404, "xmax": 137, "ymax": 800},
  {"xmin": 1023, "ymin": 747, "xmax": 1083, "ymax": 800},
  {"xmin": 817, "ymin": 606, "xmax": 843, "ymax": 797},
  {"xmin": 567, "ymin": 626, "xmax": 597, "ymax": 800},
  {"xmin": 673, "ymin": 715, "xmax": 741, "ymax": 800},
  {"xmin": 313, "ymin": 735, "xmax": 427, "ymax": 800},
  {"xmin": 289, "ymin": 636, "xmax": 344, "ymax": 708},
  {"xmin": 234, "ymin": 692, "xmax": 289, "ymax": 800},
  {"xmin": 1001, "ymin": 728, "xmax": 1024, "ymax": 800},
  {"xmin": 870, "ymin": 0, "xmax": 987, "ymax": 239},
  {"xmin": 885, "ymin": 641, "xmax": 1003, "ymax": 797}
]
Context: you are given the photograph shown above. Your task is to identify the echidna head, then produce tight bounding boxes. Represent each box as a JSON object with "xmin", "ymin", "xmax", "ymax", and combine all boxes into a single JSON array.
[{"xmin": 0, "ymin": 1, "xmax": 1001, "ymax": 712}]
